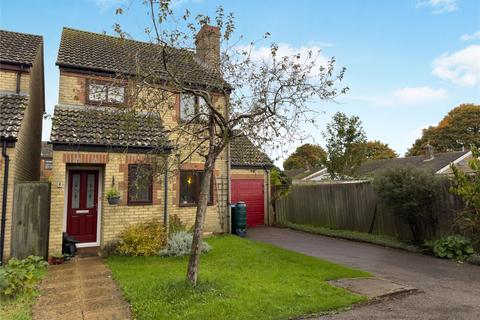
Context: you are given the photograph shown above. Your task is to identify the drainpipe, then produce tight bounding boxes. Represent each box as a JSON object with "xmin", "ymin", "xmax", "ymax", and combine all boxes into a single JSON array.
[
  {"xmin": 1, "ymin": 141, "xmax": 10, "ymax": 264},
  {"xmin": 163, "ymin": 163, "xmax": 168, "ymax": 227},
  {"xmin": 226, "ymin": 141, "xmax": 231, "ymax": 234}
]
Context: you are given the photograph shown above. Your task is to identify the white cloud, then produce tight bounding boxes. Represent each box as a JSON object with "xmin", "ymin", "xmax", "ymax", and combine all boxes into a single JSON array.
[
  {"xmin": 236, "ymin": 43, "xmax": 330, "ymax": 76},
  {"xmin": 416, "ymin": 0, "xmax": 458, "ymax": 13},
  {"xmin": 460, "ymin": 30, "xmax": 480, "ymax": 41},
  {"xmin": 392, "ymin": 86, "xmax": 448, "ymax": 105},
  {"xmin": 432, "ymin": 45, "xmax": 480, "ymax": 86}
]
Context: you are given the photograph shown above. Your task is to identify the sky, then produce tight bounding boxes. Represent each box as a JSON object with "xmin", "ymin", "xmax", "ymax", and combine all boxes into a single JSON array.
[{"xmin": 1, "ymin": 0, "xmax": 479, "ymax": 166}]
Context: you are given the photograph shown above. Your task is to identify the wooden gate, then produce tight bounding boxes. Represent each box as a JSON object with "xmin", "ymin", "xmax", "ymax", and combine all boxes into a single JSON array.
[{"xmin": 10, "ymin": 182, "xmax": 50, "ymax": 259}]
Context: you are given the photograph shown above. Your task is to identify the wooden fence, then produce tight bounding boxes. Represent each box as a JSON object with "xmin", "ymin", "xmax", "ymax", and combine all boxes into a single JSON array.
[
  {"xmin": 10, "ymin": 182, "xmax": 50, "ymax": 259},
  {"xmin": 275, "ymin": 180, "xmax": 463, "ymax": 240}
]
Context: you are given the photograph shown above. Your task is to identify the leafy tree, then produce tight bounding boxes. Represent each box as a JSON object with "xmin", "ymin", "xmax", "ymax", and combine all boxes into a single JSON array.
[
  {"xmin": 322, "ymin": 112, "xmax": 367, "ymax": 179},
  {"xmin": 114, "ymin": 1, "xmax": 348, "ymax": 286},
  {"xmin": 283, "ymin": 143, "xmax": 326, "ymax": 170},
  {"xmin": 407, "ymin": 104, "xmax": 480, "ymax": 156},
  {"xmin": 270, "ymin": 167, "xmax": 291, "ymax": 186},
  {"xmin": 450, "ymin": 145, "xmax": 480, "ymax": 247},
  {"xmin": 373, "ymin": 167, "xmax": 441, "ymax": 244},
  {"xmin": 363, "ymin": 140, "xmax": 398, "ymax": 160}
]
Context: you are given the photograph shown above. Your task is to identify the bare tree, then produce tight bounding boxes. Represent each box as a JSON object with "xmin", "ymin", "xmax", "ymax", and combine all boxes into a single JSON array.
[{"xmin": 112, "ymin": 0, "xmax": 348, "ymax": 287}]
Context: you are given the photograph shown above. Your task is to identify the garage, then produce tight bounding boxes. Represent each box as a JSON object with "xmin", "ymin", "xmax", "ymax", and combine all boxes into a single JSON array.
[{"xmin": 231, "ymin": 179, "xmax": 265, "ymax": 227}]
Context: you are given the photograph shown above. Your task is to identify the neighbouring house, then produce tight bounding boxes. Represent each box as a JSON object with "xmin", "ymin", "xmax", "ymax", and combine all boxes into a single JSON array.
[
  {"xmin": 40, "ymin": 141, "xmax": 53, "ymax": 181},
  {"xmin": 298, "ymin": 148, "xmax": 473, "ymax": 183},
  {"xmin": 0, "ymin": 30, "xmax": 44, "ymax": 262},
  {"xmin": 284, "ymin": 166, "xmax": 326, "ymax": 184},
  {"xmin": 48, "ymin": 27, "xmax": 272, "ymax": 256}
]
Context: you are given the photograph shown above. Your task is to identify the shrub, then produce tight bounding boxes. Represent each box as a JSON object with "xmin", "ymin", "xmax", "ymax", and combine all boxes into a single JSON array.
[
  {"xmin": 169, "ymin": 214, "xmax": 187, "ymax": 234},
  {"xmin": 0, "ymin": 255, "xmax": 47, "ymax": 298},
  {"xmin": 160, "ymin": 231, "xmax": 211, "ymax": 257},
  {"xmin": 117, "ymin": 220, "xmax": 167, "ymax": 256},
  {"xmin": 449, "ymin": 145, "xmax": 480, "ymax": 248},
  {"xmin": 433, "ymin": 235, "xmax": 475, "ymax": 261},
  {"xmin": 373, "ymin": 167, "xmax": 440, "ymax": 244}
]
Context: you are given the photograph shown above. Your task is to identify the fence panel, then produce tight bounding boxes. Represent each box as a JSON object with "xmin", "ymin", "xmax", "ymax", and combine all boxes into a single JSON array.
[
  {"xmin": 10, "ymin": 182, "xmax": 51, "ymax": 259},
  {"xmin": 275, "ymin": 180, "xmax": 462, "ymax": 240}
]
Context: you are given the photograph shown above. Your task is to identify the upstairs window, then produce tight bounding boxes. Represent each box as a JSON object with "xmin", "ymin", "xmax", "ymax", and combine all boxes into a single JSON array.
[
  {"xmin": 88, "ymin": 80, "xmax": 125, "ymax": 104},
  {"xmin": 128, "ymin": 164, "xmax": 153, "ymax": 205},
  {"xmin": 179, "ymin": 170, "xmax": 213, "ymax": 206},
  {"xmin": 179, "ymin": 94, "xmax": 209, "ymax": 122}
]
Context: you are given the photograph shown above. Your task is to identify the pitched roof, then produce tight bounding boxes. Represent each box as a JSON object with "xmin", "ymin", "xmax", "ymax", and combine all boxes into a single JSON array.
[
  {"xmin": 230, "ymin": 135, "xmax": 273, "ymax": 167},
  {"xmin": 0, "ymin": 94, "xmax": 28, "ymax": 140},
  {"xmin": 356, "ymin": 151, "xmax": 471, "ymax": 176},
  {"xmin": 56, "ymin": 28, "xmax": 228, "ymax": 89},
  {"xmin": 284, "ymin": 166, "xmax": 326, "ymax": 180},
  {"xmin": 50, "ymin": 104, "xmax": 168, "ymax": 149},
  {"xmin": 0, "ymin": 29, "xmax": 43, "ymax": 66},
  {"xmin": 41, "ymin": 141, "xmax": 53, "ymax": 158}
]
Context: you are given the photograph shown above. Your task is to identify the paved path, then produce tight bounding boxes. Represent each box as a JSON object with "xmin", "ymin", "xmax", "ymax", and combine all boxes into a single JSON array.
[
  {"xmin": 248, "ymin": 227, "xmax": 480, "ymax": 320},
  {"xmin": 33, "ymin": 257, "xmax": 130, "ymax": 320}
]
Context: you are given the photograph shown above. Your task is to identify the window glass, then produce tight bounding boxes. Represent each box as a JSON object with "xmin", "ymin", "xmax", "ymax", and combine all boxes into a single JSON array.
[
  {"xmin": 71, "ymin": 174, "xmax": 80, "ymax": 209},
  {"xmin": 128, "ymin": 164, "xmax": 152, "ymax": 204},
  {"xmin": 180, "ymin": 94, "xmax": 196, "ymax": 121},
  {"xmin": 198, "ymin": 96, "xmax": 209, "ymax": 122},
  {"xmin": 44, "ymin": 160, "xmax": 53, "ymax": 170},
  {"xmin": 88, "ymin": 83, "xmax": 107, "ymax": 102},
  {"xmin": 108, "ymin": 86, "xmax": 125, "ymax": 103},
  {"xmin": 179, "ymin": 171, "xmax": 213, "ymax": 205},
  {"xmin": 86, "ymin": 174, "xmax": 95, "ymax": 209}
]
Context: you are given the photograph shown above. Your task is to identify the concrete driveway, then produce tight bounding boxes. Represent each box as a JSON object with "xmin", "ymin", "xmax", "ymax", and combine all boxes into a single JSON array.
[{"xmin": 248, "ymin": 227, "xmax": 480, "ymax": 320}]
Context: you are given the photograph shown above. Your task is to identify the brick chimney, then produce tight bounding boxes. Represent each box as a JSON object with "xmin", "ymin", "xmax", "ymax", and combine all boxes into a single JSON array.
[
  {"xmin": 423, "ymin": 143, "xmax": 435, "ymax": 161},
  {"xmin": 195, "ymin": 24, "xmax": 220, "ymax": 71}
]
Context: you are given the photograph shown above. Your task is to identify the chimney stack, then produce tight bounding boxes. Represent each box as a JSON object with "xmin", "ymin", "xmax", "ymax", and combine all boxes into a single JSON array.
[
  {"xmin": 424, "ymin": 143, "xmax": 435, "ymax": 161},
  {"xmin": 195, "ymin": 24, "xmax": 220, "ymax": 71}
]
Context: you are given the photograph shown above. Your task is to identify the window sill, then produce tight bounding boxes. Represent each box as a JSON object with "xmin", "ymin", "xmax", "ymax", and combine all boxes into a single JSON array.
[
  {"xmin": 127, "ymin": 202, "xmax": 153, "ymax": 206},
  {"xmin": 178, "ymin": 202, "xmax": 215, "ymax": 207}
]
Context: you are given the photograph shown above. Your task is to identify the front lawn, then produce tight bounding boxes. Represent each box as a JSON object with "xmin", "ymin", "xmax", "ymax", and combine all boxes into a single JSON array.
[{"xmin": 107, "ymin": 235, "xmax": 370, "ymax": 320}]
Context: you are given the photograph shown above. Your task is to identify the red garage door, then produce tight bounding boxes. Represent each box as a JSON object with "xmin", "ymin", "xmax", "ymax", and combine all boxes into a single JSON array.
[{"xmin": 231, "ymin": 179, "xmax": 264, "ymax": 227}]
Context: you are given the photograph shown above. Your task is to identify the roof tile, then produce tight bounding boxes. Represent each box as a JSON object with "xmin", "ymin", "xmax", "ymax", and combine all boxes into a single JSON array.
[
  {"xmin": 230, "ymin": 135, "xmax": 272, "ymax": 167},
  {"xmin": 0, "ymin": 29, "xmax": 42, "ymax": 66},
  {"xmin": 0, "ymin": 94, "xmax": 28, "ymax": 140}
]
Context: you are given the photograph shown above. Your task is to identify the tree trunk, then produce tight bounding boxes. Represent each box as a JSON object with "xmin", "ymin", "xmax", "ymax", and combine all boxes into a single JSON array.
[{"xmin": 186, "ymin": 150, "xmax": 216, "ymax": 287}]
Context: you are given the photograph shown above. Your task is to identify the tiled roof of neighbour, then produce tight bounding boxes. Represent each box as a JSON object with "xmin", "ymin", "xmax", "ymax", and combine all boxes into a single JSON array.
[
  {"xmin": 41, "ymin": 141, "xmax": 53, "ymax": 158},
  {"xmin": 50, "ymin": 105, "xmax": 168, "ymax": 149},
  {"xmin": 0, "ymin": 94, "xmax": 28, "ymax": 140},
  {"xmin": 0, "ymin": 29, "xmax": 43, "ymax": 66},
  {"xmin": 356, "ymin": 151, "xmax": 470, "ymax": 176},
  {"xmin": 230, "ymin": 135, "xmax": 273, "ymax": 167},
  {"xmin": 56, "ymin": 28, "xmax": 229, "ymax": 89},
  {"xmin": 284, "ymin": 166, "xmax": 326, "ymax": 180}
]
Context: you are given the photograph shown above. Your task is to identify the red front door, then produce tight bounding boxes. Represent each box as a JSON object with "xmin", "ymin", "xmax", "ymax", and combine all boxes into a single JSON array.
[{"xmin": 67, "ymin": 170, "xmax": 99, "ymax": 243}]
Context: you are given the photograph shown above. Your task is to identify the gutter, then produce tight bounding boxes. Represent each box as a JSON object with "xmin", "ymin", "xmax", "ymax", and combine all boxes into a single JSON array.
[{"xmin": 1, "ymin": 140, "xmax": 10, "ymax": 264}]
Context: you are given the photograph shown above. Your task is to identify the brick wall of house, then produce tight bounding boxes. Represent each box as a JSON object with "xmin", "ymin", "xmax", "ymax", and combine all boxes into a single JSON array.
[
  {"xmin": 12, "ymin": 45, "xmax": 44, "ymax": 183},
  {"xmin": 0, "ymin": 148, "xmax": 16, "ymax": 259},
  {"xmin": 0, "ymin": 70, "xmax": 29, "ymax": 93},
  {"xmin": 48, "ymin": 150, "xmax": 229, "ymax": 254}
]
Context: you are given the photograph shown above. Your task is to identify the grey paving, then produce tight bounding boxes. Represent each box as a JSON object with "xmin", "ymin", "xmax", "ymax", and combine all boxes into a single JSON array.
[{"xmin": 248, "ymin": 227, "xmax": 480, "ymax": 320}]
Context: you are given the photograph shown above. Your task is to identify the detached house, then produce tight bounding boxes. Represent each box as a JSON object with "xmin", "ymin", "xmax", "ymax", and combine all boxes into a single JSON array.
[
  {"xmin": 48, "ymin": 27, "xmax": 272, "ymax": 255},
  {"xmin": 0, "ymin": 30, "xmax": 44, "ymax": 261}
]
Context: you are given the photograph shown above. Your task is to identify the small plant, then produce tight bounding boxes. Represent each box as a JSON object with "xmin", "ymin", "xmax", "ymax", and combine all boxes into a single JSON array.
[
  {"xmin": 433, "ymin": 235, "xmax": 475, "ymax": 261},
  {"xmin": 0, "ymin": 255, "xmax": 47, "ymax": 297},
  {"xmin": 106, "ymin": 187, "xmax": 120, "ymax": 199},
  {"xmin": 117, "ymin": 220, "xmax": 167, "ymax": 256},
  {"xmin": 169, "ymin": 214, "xmax": 187, "ymax": 234},
  {"xmin": 160, "ymin": 231, "xmax": 211, "ymax": 257}
]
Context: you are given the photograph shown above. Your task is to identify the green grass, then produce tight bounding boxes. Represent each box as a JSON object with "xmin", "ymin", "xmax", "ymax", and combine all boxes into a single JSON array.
[
  {"xmin": 107, "ymin": 235, "xmax": 370, "ymax": 320},
  {"xmin": 0, "ymin": 267, "xmax": 46, "ymax": 320},
  {"xmin": 282, "ymin": 222, "xmax": 420, "ymax": 252}
]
